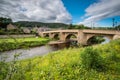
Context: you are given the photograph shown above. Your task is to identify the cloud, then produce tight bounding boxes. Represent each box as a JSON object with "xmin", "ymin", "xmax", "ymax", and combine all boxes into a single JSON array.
[
  {"xmin": 0, "ymin": 0, "xmax": 72, "ymax": 23},
  {"xmin": 79, "ymin": 0, "xmax": 120, "ymax": 26}
]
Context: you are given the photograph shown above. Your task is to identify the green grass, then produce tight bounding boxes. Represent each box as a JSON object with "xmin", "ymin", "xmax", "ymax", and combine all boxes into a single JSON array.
[
  {"xmin": 0, "ymin": 39, "xmax": 120, "ymax": 80},
  {"xmin": 0, "ymin": 37, "xmax": 50, "ymax": 52},
  {"xmin": 0, "ymin": 37, "xmax": 49, "ymax": 43}
]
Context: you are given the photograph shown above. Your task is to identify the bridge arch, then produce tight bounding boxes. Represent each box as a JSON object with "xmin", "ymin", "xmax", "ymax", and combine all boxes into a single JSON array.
[
  {"xmin": 44, "ymin": 33, "xmax": 49, "ymax": 38},
  {"xmin": 52, "ymin": 33, "xmax": 59, "ymax": 40},
  {"xmin": 65, "ymin": 34, "xmax": 77, "ymax": 41},
  {"xmin": 86, "ymin": 34, "xmax": 113, "ymax": 45}
]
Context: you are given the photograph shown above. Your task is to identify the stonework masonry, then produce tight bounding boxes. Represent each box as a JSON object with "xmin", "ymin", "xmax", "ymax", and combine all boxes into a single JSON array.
[{"xmin": 40, "ymin": 29, "xmax": 120, "ymax": 45}]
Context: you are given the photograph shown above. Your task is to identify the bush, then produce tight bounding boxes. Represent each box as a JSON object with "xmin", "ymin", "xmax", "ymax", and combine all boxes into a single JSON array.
[
  {"xmin": 106, "ymin": 50, "xmax": 120, "ymax": 62},
  {"xmin": 80, "ymin": 47, "xmax": 106, "ymax": 71}
]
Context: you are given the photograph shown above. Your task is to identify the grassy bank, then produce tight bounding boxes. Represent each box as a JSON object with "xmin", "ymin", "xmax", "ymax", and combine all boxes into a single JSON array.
[
  {"xmin": 0, "ymin": 39, "xmax": 120, "ymax": 80},
  {"xmin": 0, "ymin": 37, "xmax": 50, "ymax": 52}
]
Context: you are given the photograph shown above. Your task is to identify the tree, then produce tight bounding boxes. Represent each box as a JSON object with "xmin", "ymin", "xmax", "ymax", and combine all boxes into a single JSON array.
[
  {"xmin": 115, "ymin": 24, "xmax": 120, "ymax": 30},
  {"xmin": 0, "ymin": 17, "xmax": 12, "ymax": 29},
  {"xmin": 68, "ymin": 24, "xmax": 73, "ymax": 29},
  {"xmin": 75, "ymin": 24, "xmax": 85, "ymax": 29}
]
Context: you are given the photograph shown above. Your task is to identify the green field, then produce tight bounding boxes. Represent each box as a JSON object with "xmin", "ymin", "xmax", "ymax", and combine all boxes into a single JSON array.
[
  {"xmin": 0, "ymin": 39, "xmax": 120, "ymax": 80},
  {"xmin": 0, "ymin": 37, "xmax": 50, "ymax": 52}
]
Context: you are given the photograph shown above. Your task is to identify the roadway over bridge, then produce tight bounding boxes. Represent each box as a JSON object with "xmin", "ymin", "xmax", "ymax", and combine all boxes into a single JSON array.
[{"xmin": 39, "ymin": 29, "xmax": 120, "ymax": 45}]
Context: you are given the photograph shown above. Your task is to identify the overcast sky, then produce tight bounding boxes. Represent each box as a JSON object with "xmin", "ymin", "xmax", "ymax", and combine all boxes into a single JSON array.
[
  {"xmin": 0, "ymin": 0, "xmax": 72, "ymax": 23},
  {"xmin": 0, "ymin": 0, "xmax": 120, "ymax": 27}
]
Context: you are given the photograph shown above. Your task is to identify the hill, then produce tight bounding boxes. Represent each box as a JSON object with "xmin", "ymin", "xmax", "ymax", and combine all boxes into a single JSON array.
[{"xmin": 14, "ymin": 21, "xmax": 69, "ymax": 28}]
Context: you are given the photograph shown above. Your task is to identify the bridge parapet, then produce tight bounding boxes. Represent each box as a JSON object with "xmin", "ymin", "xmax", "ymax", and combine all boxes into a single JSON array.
[
  {"xmin": 83, "ymin": 29, "xmax": 120, "ymax": 35},
  {"xmin": 42, "ymin": 30, "xmax": 79, "ymax": 34}
]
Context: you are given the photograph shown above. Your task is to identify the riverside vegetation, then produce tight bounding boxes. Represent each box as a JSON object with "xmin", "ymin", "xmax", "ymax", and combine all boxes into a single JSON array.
[
  {"xmin": 0, "ymin": 39, "xmax": 120, "ymax": 80},
  {"xmin": 0, "ymin": 37, "xmax": 50, "ymax": 52}
]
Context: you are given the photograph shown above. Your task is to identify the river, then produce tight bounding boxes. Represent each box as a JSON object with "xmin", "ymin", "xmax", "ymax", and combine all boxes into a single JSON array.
[
  {"xmin": 101, "ymin": 37, "xmax": 110, "ymax": 44},
  {"xmin": 0, "ymin": 45, "xmax": 59, "ymax": 62},
  {"xmin": 0, "ymin": 37, "xmax": 110, "ymax": 62}
]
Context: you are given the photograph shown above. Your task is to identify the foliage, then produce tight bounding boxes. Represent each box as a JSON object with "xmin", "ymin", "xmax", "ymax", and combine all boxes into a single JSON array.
[
  {"xmin": 87, "ymin": 36, "xmax": 105, "ymax": 45},
  {"xmin": 0, "ymin": 17, "xmax": 12, "ymax": 29},
  {"xmin": 67, "ymin": 24, "xmax": 90, "ymax": 29},
  {"xmin": 80, "ymin": 47, "xmax": 106, "ymax": 71},
  {"xmin": 0, "ymin": 39, "xmax": 120, "ymax": 80},
  {"xmin": 14, "ymin": 21, "xmax": 69, "ymax": 28},
  {"xmin": 0, "ymin": 29, "xmax": 6, "ymax": 35},
  {"xmin": 115, "ymin": 24, "xmax": 120, "ymax": 30},
  {"xmin": 67, "ymin": 24, "xmax": 73, "ymax": 29},
  {"xmin": 74, "ymin": 24, "xmax": 89, "ymax": 29},
  {"xmin": 0, "ymin": 37, "xmax": 49, "ymax": 52}
]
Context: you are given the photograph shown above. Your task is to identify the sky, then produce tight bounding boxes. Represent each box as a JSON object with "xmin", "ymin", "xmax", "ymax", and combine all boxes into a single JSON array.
[
  {"xmin": 0, "ymin": 0, "xmax": 120, "ymax": 27},
  {"xmin": 62, "ymin": 0, "xmax": 120, "ymax": 27}
]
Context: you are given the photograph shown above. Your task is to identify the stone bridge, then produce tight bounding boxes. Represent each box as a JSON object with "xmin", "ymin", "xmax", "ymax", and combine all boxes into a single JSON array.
[{"xmin": 39, "ymin": 29, "xmax": 120, "ymax": 45}]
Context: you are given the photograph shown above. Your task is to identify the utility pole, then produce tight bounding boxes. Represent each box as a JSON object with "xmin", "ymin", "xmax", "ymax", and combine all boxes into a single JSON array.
[
  {"xmin": 91, "ymin": 21, "xmax": 94, "ymax": 29},
  {"xmin": 91, "ymin": 21, "xmax": 92, "ymax": 29},
  {"xmin": 115, "ymin": 21, "xmax": 117, "ymax": 28},
  {"xmin": 112, "ymin": 18, "xmax": 115, "ymax": 29},
  {"xmin": 93, "ymin": 22, "xmax": 94, "ymax": 29}
]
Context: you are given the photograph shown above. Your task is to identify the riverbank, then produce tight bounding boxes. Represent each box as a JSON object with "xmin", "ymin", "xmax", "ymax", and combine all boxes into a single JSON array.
[
  {"xmin": 0, "ymin": 37, "xmax": 50, "ymax": 52},
  {"xmin": 0, "ymin": 34, "xmax": 35, "ymax": 38},
  {"xmin": 0, "ymin": 39, "xmax": 120, "ymax": 80}
]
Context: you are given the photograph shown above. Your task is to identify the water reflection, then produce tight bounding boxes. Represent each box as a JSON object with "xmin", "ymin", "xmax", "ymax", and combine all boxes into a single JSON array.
[
  {"xmin": 0, "ymin": 46, "xmax": 58, "ymax": 62},
  {"xmin": 101, "ymin": 37, "xmax": 110, "ymax": 44}
]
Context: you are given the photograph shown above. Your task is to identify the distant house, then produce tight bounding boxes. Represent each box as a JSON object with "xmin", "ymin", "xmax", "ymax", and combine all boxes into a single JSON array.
[
  {"xmin": 22, "ymin": 28, "xmax": 31, "ymax": 33},
  {"xmin": 37, "ymin": 26, "xmax": 51, "ymax": 33},
  {"xmin": 7, "ymin": 24, "xmax": 17, "ymax": 30}
]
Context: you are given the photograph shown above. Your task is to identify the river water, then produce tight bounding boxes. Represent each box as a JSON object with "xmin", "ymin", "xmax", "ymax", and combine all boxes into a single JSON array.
[
  {"xmin": 101, "ymin": 37, "xmax": 110, "ymax": 44},
  {"xmin": 0, "ymin": 37, "xmax": 110, "ymax": 62},
  {"xmin": 0, "ymin": 45, "xmax": 59, "ymax": 62}
]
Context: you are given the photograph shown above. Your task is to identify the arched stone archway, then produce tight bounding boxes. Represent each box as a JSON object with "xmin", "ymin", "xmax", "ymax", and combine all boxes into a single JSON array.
[
  {"xmin": 52, "ymin": 33, "xmax": 59, "ymax": 40},
  {"xmin": 65, "ymin": 34, "xmax": 78, "ymax": 41},
  {"xmin": 86, "ymin": 34, "xmax": 113, "ymax": 41},
  {"xmin": 44, "ymin": 33, "xmax": 49, "ymax": 38},
  {"xmin": 65, "ymin": 33, "xmax": 78, "ymax": 46},
  {"xmin": 86, "ymin": 34, "xmax": 113, "ymax": 45}
]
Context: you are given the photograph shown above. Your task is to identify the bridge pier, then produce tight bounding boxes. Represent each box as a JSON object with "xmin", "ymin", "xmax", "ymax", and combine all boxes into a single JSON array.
[
  {"xmin": 113, "ymin": 35, "xmax": 120, "ymax": 40},
  {"xmin": 59, "ymin": 32, "xmax": 66, "ymax": 41},
  {"xmin": 77, "ymin": 30, "xmax": 87, "ymax": 45},
  {"xmin": 49, "ymin": 33, "xmax": 54, "ymax": 39}
]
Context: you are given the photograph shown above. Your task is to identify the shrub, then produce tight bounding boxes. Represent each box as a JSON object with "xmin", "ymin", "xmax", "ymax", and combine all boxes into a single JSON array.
[
  {"xmin": 106, "ymin": 50, "xmax": 120, "ymax": 62},
  {"xmin": 80, "ymin": 47, "xmax": 106, "ymax": 71}
]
